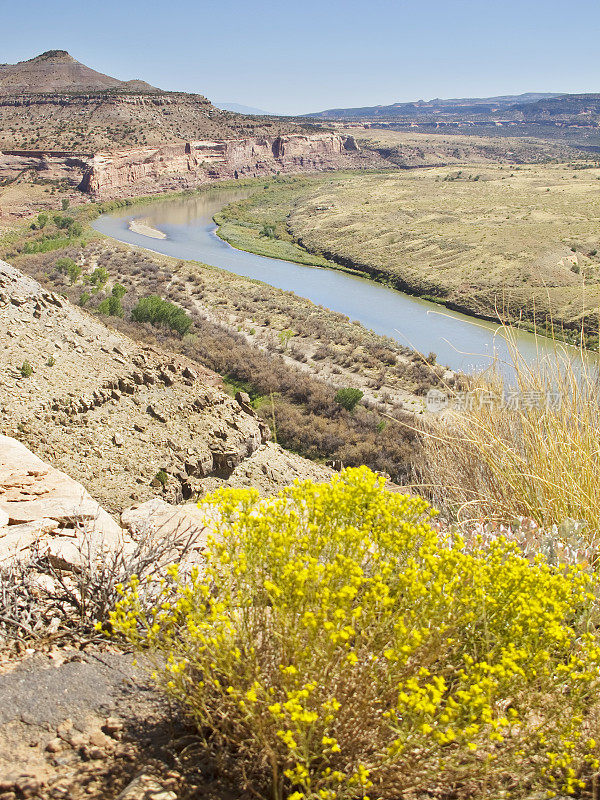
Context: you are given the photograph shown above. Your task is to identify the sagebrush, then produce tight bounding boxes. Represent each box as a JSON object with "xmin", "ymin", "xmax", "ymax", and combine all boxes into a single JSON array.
[{"xmin": 111, "ymin": 467, "xmax": 600, "ymax": 799}]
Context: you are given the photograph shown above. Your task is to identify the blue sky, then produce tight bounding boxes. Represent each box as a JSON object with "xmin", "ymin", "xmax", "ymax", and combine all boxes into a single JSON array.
[{"xmin": 2, "ymin": 0, "xmax": 599, "ymax": 114}]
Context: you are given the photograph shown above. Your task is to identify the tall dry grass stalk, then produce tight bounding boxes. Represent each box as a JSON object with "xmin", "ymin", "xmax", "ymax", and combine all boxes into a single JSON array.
[{"xmin": 417, "ymin": 326, "xmax": 600, "ymax": 542}]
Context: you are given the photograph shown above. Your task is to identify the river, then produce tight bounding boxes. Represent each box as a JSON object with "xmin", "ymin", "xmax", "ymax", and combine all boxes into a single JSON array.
[{"xmin": 93, "ymin": 188, "xmax": 569, "ymax": 376}]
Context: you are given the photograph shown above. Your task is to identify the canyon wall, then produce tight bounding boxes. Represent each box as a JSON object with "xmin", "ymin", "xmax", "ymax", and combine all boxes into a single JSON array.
[
  {"xmin": 81, "ymin": 132, "xmax": 361, "ymax": 196},
  {"xmin": 0, "ymin": 133, "xmax": 363, "ymax": 199}
]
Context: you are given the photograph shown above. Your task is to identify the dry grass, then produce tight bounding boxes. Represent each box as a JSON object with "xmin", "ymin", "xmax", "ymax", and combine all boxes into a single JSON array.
[
  {"xmin": 227, "ymin": 164, "xmax": 600, "ymax": 337},
  {"xmin": 417, "ymin": 327, "xmax": 600, "ymax": 544},
  {"xmin": 337, "ymin": 126, "xmax": 577, "ymax": 165}
]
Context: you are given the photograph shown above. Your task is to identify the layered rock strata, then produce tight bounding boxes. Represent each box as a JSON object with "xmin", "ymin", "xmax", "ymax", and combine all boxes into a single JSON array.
[{"xmin": 0, "ymin": 133, "xmax": 363, "ymax": 198}]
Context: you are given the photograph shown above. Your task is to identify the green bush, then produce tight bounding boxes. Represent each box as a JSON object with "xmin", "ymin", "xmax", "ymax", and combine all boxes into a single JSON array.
[
  {"xmin": 334, "ymin": 387, "xmax": 364, "ymax": 412},
  {"xmin": 155, "ymin": 469, "xmax": 169, "ymax": 487},
  {"xmin": 55, "ymin": 257, "xmax": 81, "ymax": 283},
  {"xmin": 260, "ymin": 222, "xmax": 277, "ymax": 238},
  {"xmin": 111, "ymin": 283, "xmax": 127, "ymax": 300},
  {"xmin": 22, "ymin": 236, "xmax": 72, "ymax": 254},
  {"xmin": 111, "ymin": 468, "xmax": 600, "ymax": 799},
  {"xmin": 19, "ymin": 360, "xmax": 33, "ymax": 378},
  {"xmin": 131, "ymin": 295, "xmax": 192, "ymax": 336},
  {"xmin": 97, "ymin": 295, "xmax": 124, "ymax": 318},
  {"xmin": 53, "ymin": 214, "xmax": 74, "ymax": 230},
  {"xmin": 89, "ymin": 267, "xmax": 109, "ymax": 290}
]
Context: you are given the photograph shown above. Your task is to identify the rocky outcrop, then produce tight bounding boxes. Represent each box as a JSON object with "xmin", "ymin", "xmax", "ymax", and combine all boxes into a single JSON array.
[
  {"xmin": 0, "ymin": 259, "xmax": 329, "ymax": 512},
  {"xmin": 0, "ymin": 133, "xmax": 365, "ymax": 197},
  {"xmin": 79, "ymin": 132, "xmax": 362, "ymax": 196},
  {"xmin": 0, "ymin": 149, "xmax": 92, "ymax": 185},
  {"xmin": 0, "ymin": 435, "xmax": 128, "ymax": 568}
]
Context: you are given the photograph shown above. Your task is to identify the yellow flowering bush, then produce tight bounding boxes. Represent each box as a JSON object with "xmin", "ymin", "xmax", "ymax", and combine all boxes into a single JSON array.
[{"xmin": 109, "ymin": 467, "xmax": 600, "ymax": 799}]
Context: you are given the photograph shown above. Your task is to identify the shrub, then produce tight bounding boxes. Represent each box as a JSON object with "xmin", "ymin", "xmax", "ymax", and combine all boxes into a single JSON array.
[
  {"xmin": 154, "ymin": 469, "xmax": 169, "ymax": 487},
  {"xmin": 22, "ymin": 236, "xmax": 72, "ymax": 254},
  {"xmin": 260, "ymin": 222, "xmax": 276, "ymax": 238},
  {"xmin": 19, "ymin": 360, "xmax": 33, "ymax": 378},
  {"xmin": 56, "ymin": 257, "xmax": 81, "ymax": 283},
  {"xmin": 334, "ymin": 387, "xmax": 364, "ymax": 412},
  {"xmin": 110, "ymin": 468, "xmax": 600, "ymax": 799},
  {"xmin": 53, "ymin": 214, "xmax": 74, "ymax": 230},
  {"xmin": 56, "ymin": 256, "xmax": 76, "ymax": 273},
  {"xmin": 89, "ymin": 267, "xmax": 109, "ymax": 290},
  {"xmin": 97, "ymin": 295, "xmax": 124, "ymax": 318},
  {"xmin": 131, "ymin": 295, "xmax": 192, "ymax": 336},
  {"xmin": 112, "ymin": 282, "xmax": 127, "ymax": 300}
]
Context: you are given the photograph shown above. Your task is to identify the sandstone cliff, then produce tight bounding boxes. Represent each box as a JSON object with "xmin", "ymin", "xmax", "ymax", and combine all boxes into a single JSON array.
[
  {"xmin": 81, "ymin": 132, "xmax": 362, "ymax": 196},
  {"xmin": 0, "ymin": 133, "xmax": 365, "ymax": 199}
]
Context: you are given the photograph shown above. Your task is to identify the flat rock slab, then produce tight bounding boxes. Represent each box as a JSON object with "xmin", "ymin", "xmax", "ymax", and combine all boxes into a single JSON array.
[
  {"xmin": 0, "ymin": 650, "xmax": 145, "ymax": 730},
  {"xmin": 121, "ymin": 497, "xmax": 215, "ymax": 555},
  {"xmin": 0, "ymin": 435, "xmax": 127, "ymax": 566}
]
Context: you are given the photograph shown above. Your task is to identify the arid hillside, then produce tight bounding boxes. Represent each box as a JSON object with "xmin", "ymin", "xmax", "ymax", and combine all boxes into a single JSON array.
[
  {"xmin": 0, "ymin": 258, "xmax": 330, "ymax": 512},
  {"xmin": 0, "ymin": 50, "xmax": 160, "ymax": 95},
  {"xmin": 0, "ymin": 50, "xmax": 307, "ymax": 152}
]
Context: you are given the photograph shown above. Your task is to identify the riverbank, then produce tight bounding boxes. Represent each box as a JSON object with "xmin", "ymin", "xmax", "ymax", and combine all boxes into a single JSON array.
[
  {"xmin": 2, "ymin": 180, "xmax": 452, "ymax": 485},
  {"xmin": 213, "ymin": 168, "xmax": 600, "ymax": 349}
]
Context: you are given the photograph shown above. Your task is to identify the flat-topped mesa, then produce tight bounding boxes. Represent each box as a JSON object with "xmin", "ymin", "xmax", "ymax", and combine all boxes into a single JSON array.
[{"xmin": 79, "ymin": 133, "xmax": 362, "ymax": 196}]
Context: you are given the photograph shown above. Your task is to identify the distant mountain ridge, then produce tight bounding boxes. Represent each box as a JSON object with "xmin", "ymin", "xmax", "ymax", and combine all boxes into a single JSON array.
[
  {"xmin": 307, "ymin": 92, "xmax": 567, "ymax": 120},
  {"xmin": 0, "ymin": 50, "xmax": 161, "ymax": 95}
]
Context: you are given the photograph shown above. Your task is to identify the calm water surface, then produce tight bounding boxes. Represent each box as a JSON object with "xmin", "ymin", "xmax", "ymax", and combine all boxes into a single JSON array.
[{"xmin": 93, "ymin": 189, "xmax": 576, "ymax": 376}]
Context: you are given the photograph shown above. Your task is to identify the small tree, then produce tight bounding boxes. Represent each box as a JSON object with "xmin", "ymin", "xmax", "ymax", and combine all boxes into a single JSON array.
[
  {"xmin": 37, "ymin": 212, "xmax": 48, "ymax": 229},
  {"xmin": 98, "ymin": 296, "xmax": 124, "ymax": 318},
  {"xmin": 53, "ymin": 214, "xmax": 74, "ymax": 230},
  {"xmin": 334, "ymin": 387, "xmax": 364, "ymax": 412},
  {"xmin": 112, "ymin": 283, "xmax": 127, "ymax": 300},
  {"xmin": 61, "ymin": 198, "xmax": 70, "ymax": 211},
  {"xmin": 56, "ymin": 257, "xmax": 81, "ymax": 284},
  {"xmin": 89, "ymin": 267, "xmax": 109, "ymax": 291}
]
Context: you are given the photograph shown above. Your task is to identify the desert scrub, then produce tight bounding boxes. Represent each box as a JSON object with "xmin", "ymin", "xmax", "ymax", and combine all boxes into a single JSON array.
[
  {"xmin": 110, "ymin": 467, "xmax": 600, "ymax": 799},
  {"xmin": 418, "ymin": 328, "xmax": 600, "ymax": 538}
]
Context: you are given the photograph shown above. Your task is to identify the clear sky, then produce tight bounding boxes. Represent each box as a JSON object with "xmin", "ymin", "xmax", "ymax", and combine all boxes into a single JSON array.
[{"xmin": 2, "ymin": 0, "xmax": 599, "ymax": 115}]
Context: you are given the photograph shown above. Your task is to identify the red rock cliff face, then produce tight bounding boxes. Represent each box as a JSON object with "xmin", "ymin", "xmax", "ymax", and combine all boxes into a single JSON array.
[
  {"xmin": 0, "ymin": 133, "xmax": 363, "ymax": 199},
  {"xmin": 80, "ymin": 133, "xmax": 360, "ymax": 197}
]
